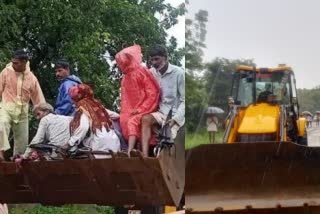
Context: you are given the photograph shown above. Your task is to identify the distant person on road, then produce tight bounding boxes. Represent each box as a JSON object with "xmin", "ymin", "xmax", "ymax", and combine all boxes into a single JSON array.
[
  {"xmin": 316, "ymin": 114, "xmax": 320, "ymax": 127},
  {"xmin": 206, "ymin": 114, "xmax": 219, "ymax": 143},
  {"xmin": 306, "ymin": 115, "xmax": 313, "ymax": 128},
  {"xmin": 228, "ymin": 96, "xmax": 234, "ymax": 110}
]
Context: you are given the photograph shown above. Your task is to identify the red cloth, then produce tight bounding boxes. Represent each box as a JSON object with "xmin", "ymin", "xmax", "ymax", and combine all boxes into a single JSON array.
[
  {"xmin": 116, "ymin": 45, "xmax": 160, "ymax": 141},
  {"xmin": 69, "ymin": 84, "xmax": 112, "ymax": 135}
]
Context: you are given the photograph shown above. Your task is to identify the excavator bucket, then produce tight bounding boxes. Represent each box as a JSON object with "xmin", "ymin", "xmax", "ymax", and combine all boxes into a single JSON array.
[
  {"xmin": 186, "ymin": 142, "xmax": 320, "ymax": 213},
  {"xmin": 0, "ymin": 129, "xmax": 184, "ymax": 207}
]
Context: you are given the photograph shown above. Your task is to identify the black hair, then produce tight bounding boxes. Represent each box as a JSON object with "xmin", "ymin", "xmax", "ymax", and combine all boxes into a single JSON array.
[
  {"xmin": 149, "ymin": 45, "xmax": 168, "ymax": 58},
  {"xmin": 54, "ymin": 59, "xmax": 70, "ymax": 69},
  {"xmin": 12, "ymin": 49, "xmax": 29, "ymax": 61}
]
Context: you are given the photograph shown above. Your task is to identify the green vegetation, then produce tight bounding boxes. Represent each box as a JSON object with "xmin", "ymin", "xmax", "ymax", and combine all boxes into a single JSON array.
[
  {"xmin": 0, "ymin": 0, "xmax": 185, "ymax": 139},
  {"xmin": 9, "ymin": 204, "xmax": 114, "ymax": 214},
  {"xmin": 186, "ymin": 129, "xmax": 224, "ymax": 149},
  {"xmin": 298, "ymin": 88, "xmax": 320, "ymax": 114}
]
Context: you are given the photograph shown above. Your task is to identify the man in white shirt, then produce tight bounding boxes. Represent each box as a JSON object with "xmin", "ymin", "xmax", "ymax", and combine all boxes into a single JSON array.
[
  {"xmin": 141, "ymin": 45, "xmax": 185, "ymax": 154},
  {"xmin": 23, "ymin": 103, "xmax": 72, "ymax": 158}
]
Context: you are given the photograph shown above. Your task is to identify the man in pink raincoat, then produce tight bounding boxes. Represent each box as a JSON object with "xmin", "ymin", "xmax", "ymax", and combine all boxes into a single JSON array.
[
  {"xmin": 116, "ymin": 45, "xmax": 160, "ymax": 157},
  {"xmin": 0, "ymin": 50, "xmax": 45, "ymax": 160}
]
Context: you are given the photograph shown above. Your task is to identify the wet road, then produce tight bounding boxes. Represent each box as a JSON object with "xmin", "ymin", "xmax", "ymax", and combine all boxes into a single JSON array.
[{"xmin": 307, "ymin": 122, "xmax": 320, "ymax": 146}]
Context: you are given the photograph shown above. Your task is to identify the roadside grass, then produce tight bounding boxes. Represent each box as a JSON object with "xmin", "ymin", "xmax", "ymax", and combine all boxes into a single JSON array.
[{"xmin": 186, "ymin": 129, "xmax": 224, "ymax": 149}]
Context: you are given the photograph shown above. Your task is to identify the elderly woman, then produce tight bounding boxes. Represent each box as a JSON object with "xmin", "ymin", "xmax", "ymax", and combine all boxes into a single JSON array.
[
  {"xmin": 68, "ymin": 84, "xmax": 120, "ymax": 156},
  {"xmin": 23, "ymin": 102, "xmax": 72, "ymax": 158},
  {"xmin": 116, "ymin": 45, "xmax": 160, "ymax": 157}
]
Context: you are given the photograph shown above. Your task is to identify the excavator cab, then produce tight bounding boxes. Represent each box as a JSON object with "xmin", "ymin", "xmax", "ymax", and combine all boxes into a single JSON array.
[
  {"xmin": 225, "ymin": 65, "xmax": 306, "ymax": 144},
  {"xmin": 186, "ymin": 65, "xmax": 320, "ymax": 213}
]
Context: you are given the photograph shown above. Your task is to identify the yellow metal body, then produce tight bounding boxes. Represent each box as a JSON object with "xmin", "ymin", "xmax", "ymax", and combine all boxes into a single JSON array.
[
  {"xmin": 227, "ymin": 108, "xmax": 245, "ymax": 143},
  {"xmin": 238, "ymin": 103, "xmax": 280, "ymax": 134},
  {"xmin": 297, "ymin": 116, "xmax": 306, "ymax": 137},
  {"xmin": 165, "ymin": 206, "xmax": 177, "ymax": 213},
  {"xmin": 227, "ymin": 104, "xmax": 281, "ymax": 143}
]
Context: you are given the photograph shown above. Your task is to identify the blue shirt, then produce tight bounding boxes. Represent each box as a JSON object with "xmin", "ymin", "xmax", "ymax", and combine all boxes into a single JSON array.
[{"xmin": 54, "ymin": 75, "xmax": 82, "ymax": 116}]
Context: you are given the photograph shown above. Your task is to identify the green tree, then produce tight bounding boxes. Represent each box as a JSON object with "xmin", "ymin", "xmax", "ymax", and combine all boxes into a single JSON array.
[
  {"xmin": 186, "ymin": 73, "xmax": 207, "ymax": 131},
  {"xmin": 204, "ymin": 58, "xmax": 255, "ymax": 111},
  {"xmin": 0, "ymin": 0, "xmax": 185, "ymax": 140},
  {"xmin": 0, "ymin": 0, "xmax": 185, "ymax": 107},
  {"xmin": 185, "ymin": 6, "xmax": 208, "ymax": 73},
  {"xmin": 298, "ymin": 87, "xmax": 320, "ymax": 114},
  {"xmin": 185, "ymin": 3, "xmax": 208, "ymax": 131}
]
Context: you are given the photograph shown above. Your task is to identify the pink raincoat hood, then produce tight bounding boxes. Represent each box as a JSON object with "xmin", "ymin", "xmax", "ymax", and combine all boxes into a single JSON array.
[{"xmin": 115, "ymin": 45, "xmax": 142, "ymax": 74}]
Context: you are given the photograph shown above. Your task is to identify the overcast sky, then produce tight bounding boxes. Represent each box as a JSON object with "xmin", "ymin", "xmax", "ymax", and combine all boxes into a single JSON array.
[{"xmin": 188, "ymin": 0, "xmax": 320, "ymax": 89}]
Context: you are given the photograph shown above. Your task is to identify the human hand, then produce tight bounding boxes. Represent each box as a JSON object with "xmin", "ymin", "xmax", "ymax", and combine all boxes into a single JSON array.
[
  {"xmin": 14, "ymin": 157, "xmax": 24, "ymax": 164},
  {"xmin": 110, "ymin": 115, "xmax": 119, "ymax": 120},
  {"xmin": 166, "ymin": 119, "xmax": 177, "ymax": 127},
  {"xmin": 30, "ymin": 151, "xmax": 40, "ymax": 160},
  {"xmin": 14, "ymin": 155, "xmax": 25, "ymax": 168}
]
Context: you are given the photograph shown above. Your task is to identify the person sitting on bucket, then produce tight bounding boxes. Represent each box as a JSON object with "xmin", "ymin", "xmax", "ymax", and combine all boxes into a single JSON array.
[
  {"xmin": 67, "ymin": 84, "xmax": 120, "ymax": 157},
  {"xmin": 22, "ymin": 103, "xmax": 73, "ymax": 159},
  {"xmin": 115, "ymin": 45, "xmax": 160, "ymax": 157},
  {"xmin": 141, "ymin": 45, "xmax": 185, "ymax": 156}
]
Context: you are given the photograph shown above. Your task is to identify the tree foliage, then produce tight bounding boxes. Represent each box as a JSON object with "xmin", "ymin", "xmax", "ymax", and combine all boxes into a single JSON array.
[
  {"xmin": 298, "ymin": 87, "xmax": 320, "ymax": 114},
  {"xmin": 0, "ymin": 0, "xmax": 185, "ymax": 108},
  {"xmin": 185, "ymin": 4, "xmax": 208, "ymax": 73},
  {"xmin": 185, "ymin": 4, "xmax": 208, "ymax": 131},
  {"xmin": 204, "ymin": 58, "xmax": 255, "ymax": 109},
  {"xmin": 186, "ymin": 57, "xmax": 256, "ymax": 132}
]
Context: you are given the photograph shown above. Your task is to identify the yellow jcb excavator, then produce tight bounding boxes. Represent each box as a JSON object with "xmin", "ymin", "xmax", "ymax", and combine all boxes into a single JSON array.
[{"xmin": 186, "ymin": 65, "xmax": 320, "ymax": 213}]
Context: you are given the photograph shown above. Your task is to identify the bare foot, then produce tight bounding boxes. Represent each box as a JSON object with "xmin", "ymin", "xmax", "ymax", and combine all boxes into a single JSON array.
[
  {"xmin": 130, "ymin": 150, "xmax": 143, "ymax": 158},
  {"xmin": 116, "ymin": 151, "xmax": 129, "ymax": 158},
  {"xmin": 127, "ymin": 149, "xmax": 132, "ymax": 157}
]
